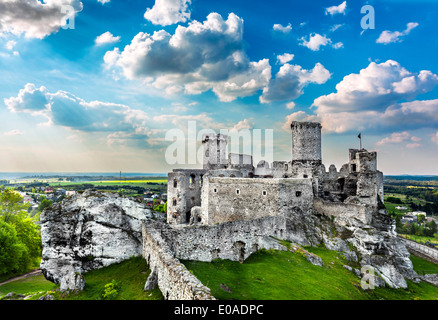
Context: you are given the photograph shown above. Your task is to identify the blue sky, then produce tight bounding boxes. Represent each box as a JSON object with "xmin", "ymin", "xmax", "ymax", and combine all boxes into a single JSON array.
[{"xmin": 0, "ymin": 0, "xmax": 437, "ymax": 174}]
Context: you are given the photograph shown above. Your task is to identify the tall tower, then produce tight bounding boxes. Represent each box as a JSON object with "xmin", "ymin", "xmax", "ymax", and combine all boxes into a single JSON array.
[
  {"xmin": 291, "ymin": 121, "xmax": 322, "ymax": 164},
  {"xmin": 202, "ymin": 133, "xmax": 228, "ymax": 170}
]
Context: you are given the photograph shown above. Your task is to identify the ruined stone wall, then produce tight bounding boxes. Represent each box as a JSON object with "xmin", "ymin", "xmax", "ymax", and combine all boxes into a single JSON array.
[
  {"xmin": 141, "ymin": 221, "xmax": 215, "ymax": 300},
  {"xmin": 313, "ymin": 198, "xmax": 373, "ymax": 225},
  {"xmin": 203, "ymin": 177, "xmax": 313, "ymax": 224},
  {"xmin": 228, "ymin": 153, "xmax": 254, "ymax": 171},
  {"xmin": 161, "ymin": 217, "xmax": 288, "ymax": 262},
  {"xmin": 167, "ymin": 169, "xmax": 206, "ymax": 224}
]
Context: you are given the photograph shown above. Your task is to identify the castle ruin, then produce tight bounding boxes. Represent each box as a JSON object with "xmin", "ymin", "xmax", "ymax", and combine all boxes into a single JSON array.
[{"xmin": 166, "ymin": 121, "xmax": 385, "ymax": 226}]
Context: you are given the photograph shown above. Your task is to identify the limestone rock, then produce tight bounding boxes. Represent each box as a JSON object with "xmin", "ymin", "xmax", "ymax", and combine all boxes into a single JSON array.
[
  {"xmin": 420, "ymin": 274, "xmax": 438, "ymax": 287},
  {"xmin": 40, "ymin": 189, "xmax": 159, "ymax": 291}
]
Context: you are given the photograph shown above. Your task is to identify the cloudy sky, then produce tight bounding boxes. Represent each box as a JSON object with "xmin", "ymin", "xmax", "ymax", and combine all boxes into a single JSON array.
[{"xmin": 0, "ymin": 0, "xmax": 437, "ymax": 174}]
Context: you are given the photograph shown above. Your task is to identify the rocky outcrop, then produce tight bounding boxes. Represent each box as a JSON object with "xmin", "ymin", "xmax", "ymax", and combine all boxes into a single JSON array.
[
  {"xmin": 322, "ymin": 206, "xmax": 420, "ymax": 289},
  {"xmin": 40, "ymin": 189, "xmax": 161, "ymax": 291}
]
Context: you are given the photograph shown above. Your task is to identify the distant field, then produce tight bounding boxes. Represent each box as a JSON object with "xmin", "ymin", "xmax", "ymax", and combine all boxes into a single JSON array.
[{"xmin": 48, "ymin": 179, "xmax": 167, "ymax": 186}]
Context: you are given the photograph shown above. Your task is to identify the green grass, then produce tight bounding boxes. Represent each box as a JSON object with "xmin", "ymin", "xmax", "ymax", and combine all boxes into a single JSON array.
[
  {"xmin": 0, "ymin": 274, "xmax": 57, "ymax": 299},
  {"xmin": 183, "ymin": 246, "xmax": 438, "ymax": 300},
  {"xmin": 0, "ymin": 256, "xmax": 163, "ymax": 300},
  {"xmin": 56, "ymin": 256, "xmax": 163, "ymax": 300},
  {"xmin": 399, "ymin": 234, "xmax": 438, "ymax": 244},
  {"xmin": 384, "ymin": 201, "xmax": 412, "ymax": 214},
  {"xmin": 2, "ymin": 250, "xmax": 438, "ymax": 300},
  {"xmin": 385, "ymin": 193, "xmax": 430, "ymax": 206},
  {"xmin": 410, "ymin": 255, "xmax": 438, "ymax": 274}
]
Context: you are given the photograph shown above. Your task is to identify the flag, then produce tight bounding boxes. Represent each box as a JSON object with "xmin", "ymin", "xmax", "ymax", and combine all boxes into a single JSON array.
[{"xmin": 358, "ymin": 133, "xmax": 361, "ymax": 139}]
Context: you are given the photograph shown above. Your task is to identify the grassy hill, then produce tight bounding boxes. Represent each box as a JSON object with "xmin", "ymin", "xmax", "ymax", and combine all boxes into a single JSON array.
[{"xmin": 1, "ymin": 248, "xmax": 437, "ymax": 300}]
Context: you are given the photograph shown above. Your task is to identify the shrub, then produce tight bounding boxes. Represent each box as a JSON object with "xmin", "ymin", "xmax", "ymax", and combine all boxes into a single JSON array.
[{"xmin": 102, "ymin": 280, "xmax": 120, "ymax": 300}]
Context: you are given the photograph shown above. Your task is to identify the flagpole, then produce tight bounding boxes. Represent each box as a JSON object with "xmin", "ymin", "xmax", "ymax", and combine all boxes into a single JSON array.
[{"xmin": 358, "ymin": 133, "xmax": 362, "ymax": 150}]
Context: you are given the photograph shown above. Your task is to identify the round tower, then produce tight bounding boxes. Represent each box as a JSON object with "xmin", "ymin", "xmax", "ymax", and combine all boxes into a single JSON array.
[{"xmin": 291, "ymin": 121, "xmax": 322, "ymax": 164}]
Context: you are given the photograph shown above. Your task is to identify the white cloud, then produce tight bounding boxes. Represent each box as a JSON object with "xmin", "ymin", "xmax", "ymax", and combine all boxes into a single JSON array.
[
  {"xmin": 95, "ymin": 31, "xmax": 120, "ymax": 46},
  {"xmin": 0, "ymin": 0, "xmax": 83, "ymax": 39},
  {"xmin": 97, "ymin": 0, "xmax": 110, "ymax": 4},
  {"xmin": 273, "ymin": 23, "xmax": 292, "ymax": 33},
  {"xmin": 376, "ymin": 22, "xmax": 419, "ymax": 44},
  {"xmin": 300, "ymin": 33, "xmax": 331, "ymax": 51},
  {"xmin": 286, "ymin": 102, "xmax": 296, "ymax": 109},
  {"xmin": 105, "ymin": 12, "xmax": 272, "ymax": 102},
  {"xmin": 376, "ymin": 131, "xmax": 411, "ymax": 145},
  {"xmin": 330, "ymin": 24, "xmax": 344, "ymax": 32},
  {"xmin": 277, "ymin": 53, "xmax": 294, "ymax": 65},
  {"xmin": 282, "ymin": 111, "xmax": 317, "ymax": 131},
  {"xmin": 406, "ymin": 143, "xmax": 421, "ymax": 149},
  {"xmin": 432, "ymin": 132, "xmax": 438, "ymax": 145},
  {"xmin": 260, "ymin": 62, "xmax": 331, "ymax": 103},
  {"xmin": 332, "ymin": 42, "xmax": 343, "ymax": 49},
  {"xmin": 4, "ymin": 129, "xmax": 25, "ymax": 136},
  {"xmin": 144, "ymin": 0, "xmax": 191, "ymax": 26},
  {"xmin": 325, "ymin": 1, "xmax": 347, "ymax": 16},
  {"xmin": 282, "ymin": 60, "xmax": 438, "ymax": 134},
  {"xmin": 232, "ymin": 119, "xmax": 253, "ymax": 131},
  {"xmin": 313, "ymin": 60, "xmax": 438, "ymax": 114},
  {"xmin": 5, "ymin": 40, "xmax": 16, "ymax": 50},
  {"xmin": 377, "ymin": 131, "xmax": 423, "ymax": 148},
  {"xmin": 5, "ymin": 83, "xmax": 150, "ymax": 136}
]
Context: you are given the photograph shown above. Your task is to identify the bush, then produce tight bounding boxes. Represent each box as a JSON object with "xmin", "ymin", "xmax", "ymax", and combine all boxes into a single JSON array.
[{"xmin": 102, "ymin": 280, "xmax": 120, "ymax": 300}]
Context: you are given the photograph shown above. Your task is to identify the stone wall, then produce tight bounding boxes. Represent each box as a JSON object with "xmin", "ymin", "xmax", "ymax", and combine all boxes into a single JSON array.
[
  {"xmin": 313, "ymin": 198, "xmax": 373, "ymax": 225},
  {"xmin": 403, "ymin": 237, "xmax": 438, "ymax": 263},
  {"xmin": 142, "ymin": 221, "xmax": 215, "ymax": 300},
  {"xmin": 161, "ymin": 216, "xmax": 288, "ymax": 262},
  {"xmin": 167, "ymin": 169, "xmax": 205, "ymax": 224},
  {"xmin": 202, "ymin": 177, "xmax": 313, "ymax": 224}
]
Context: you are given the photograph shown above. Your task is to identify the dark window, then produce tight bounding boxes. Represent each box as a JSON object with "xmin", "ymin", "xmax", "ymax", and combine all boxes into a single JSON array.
[
  {"xmin": 173, "ymin": 179, "xmax": 177, "ymax": 188},
  {"xmin": 303, "ymin": 174, "xmax": 308, "ymax": 178},
  {"xmin": 296, "ymin": 191, "xmax": 302, "ymax": 197},
  {"xmin": 200, "ymin": 175, "xmax": 203, "ymax": 186},
  {"xmin": 172, "ymin": 199, "xmax": 177, "ymax": 206},
  {"xmin": 262, "ymin": 190, "xmax": 267, "ymax": 196},
  {"xmin": 236, "ymin": 189, "xmax": 240, "ymax": 195},
  {"xmin": 189, "ymin": 174, "xmax": 195, "ymax": 185},
  {"xmin": 351, "ymin": 164, "xmax": 357, "ymax": 172},
  {"xmin": 213, "ymin": 188, "xmax": 217, "ymax": 193}
]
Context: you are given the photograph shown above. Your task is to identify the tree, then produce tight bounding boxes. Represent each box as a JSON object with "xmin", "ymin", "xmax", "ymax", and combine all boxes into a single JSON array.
[
  {"xmin": 10, "ymin": 212, "xmax": 42, "ymax": 263},
  {"xmin": 0, "ymin": 189, "xmax": 30, "ymax": 223},
  {"xmin": 0, "ymin": 189, "xmax": 42, "ymax": 275},
  {"xmin": 417, "ymin": 214, "xmax": 426, "ymax": 224},
  {"xmin": 38, "ymin": 198, "xmax": 52, "ymax": 212},
  {"xmin": 0, "ymin": 220, "xmax": 29, "ymax": 275}
]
